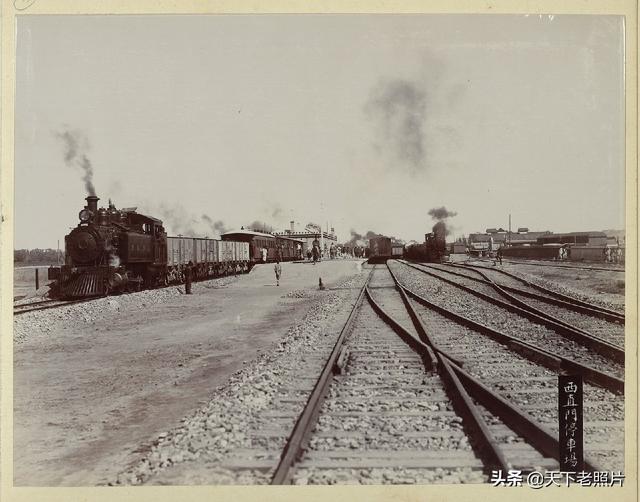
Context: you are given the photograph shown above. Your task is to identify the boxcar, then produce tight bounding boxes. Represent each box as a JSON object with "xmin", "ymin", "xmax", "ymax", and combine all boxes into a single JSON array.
[
  {"xmin": 391, "ymin": 244, "xmax": 404, "ymax": 257},
  {"xmin": 502, "ymin": 244, "xmax": 562, "ymax": 260},
  {"xmin": 166, "ymin": 236, "xmax": 249, "ymax": 281}
]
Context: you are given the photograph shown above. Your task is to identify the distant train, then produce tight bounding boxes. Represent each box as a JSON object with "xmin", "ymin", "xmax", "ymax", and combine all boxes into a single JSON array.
[
  {"xmin": 500, "ymin": 243, "xmax": 623, "ymax": 263},
  {"xmin": 367, "ymin": 236, "xmax": 405, "ymax": 264},
  {"xmin": 403, "ymin": 225, "xmax": 448, "ymax": 263},
  {"xmin": 48, "ymin": 195, "xmax": 302, "ymax": 298}
]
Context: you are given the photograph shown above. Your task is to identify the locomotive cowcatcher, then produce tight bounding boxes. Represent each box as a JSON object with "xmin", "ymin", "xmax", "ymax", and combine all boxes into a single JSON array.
[{"xmin": 48, "ymin": 195, "xmax": 167, "ymax": 298}]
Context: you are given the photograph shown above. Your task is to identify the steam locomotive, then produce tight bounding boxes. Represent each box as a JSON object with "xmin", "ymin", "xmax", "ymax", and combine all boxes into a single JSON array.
[
  {"xmin": 48, "ymin": 195, "xmax": 302, "ymax": 299},
  {"xmin": 403, "ymin": 223, "xmax": 448, "ymax": 263}
]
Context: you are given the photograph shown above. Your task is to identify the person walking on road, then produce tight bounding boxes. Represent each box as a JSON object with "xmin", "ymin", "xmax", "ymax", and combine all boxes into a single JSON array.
[
  {"xmin": 274, "ymin": 260, "xmax": 282, "ymax": 286},
  {"xmin": 185, "ymin": 261, "xmax": 193, "ymax": 294}
]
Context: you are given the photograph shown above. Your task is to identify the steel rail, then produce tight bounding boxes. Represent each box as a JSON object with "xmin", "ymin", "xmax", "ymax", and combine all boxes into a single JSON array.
[
  {"xmin": 386, "ymin": 264, "xmax": 623, "ymax": 394},
  {"xmin": 460, "ymin": 262, "xmax": 625, "ymax": 321},
  {"xmin": 383, "ymin": 263, "xmax": 603, "ymax": 470},
  {"xmin": 441, "ymin": 263, "xmax": 624, "ymax": 323},
  {"xmin": 365, "ymin": 281, "xmax": 510, "ymax": 473},
  {"xmin": 269, "ymin": 268, "xmax": 374, "ymax": 485},
  {"xmin": 498, "ymin": 258, "xmax": 624, "ymax": 273},
  {"xmin": 402, "ymin": 261, "xmax": 624, "ymax": 364},
  {"xmin": 13, "ymin": 298, "xmax": 57, "ymax": 309},
  {"xmin": 446, "ymin": 264, "xmax": 624, "ymax": 336},
  {"xmin": 372, "ymin": 264, "xmax": 603, "ymax": 472},
  {"xmin": 13, "ymin": 297, "xmax": 96, "ymax": 316}
]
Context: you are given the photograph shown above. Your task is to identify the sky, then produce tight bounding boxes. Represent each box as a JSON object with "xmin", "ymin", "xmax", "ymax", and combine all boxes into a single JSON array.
[{"xmin": 14, "ymin": 14, "xmax": 625, "ymax": 249}]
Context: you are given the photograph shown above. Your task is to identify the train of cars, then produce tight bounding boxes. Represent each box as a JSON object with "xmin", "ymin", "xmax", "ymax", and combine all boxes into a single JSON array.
[
  {"xmin": 367, "ymin": 226, "xmax": 448, "ymax": 264},
  {"xmin": 47, "ymin": 194, "xmax": 460, "ymax": 298},
  {"xmin": 48, "ymin": 195, "xmax": 303, "ymax": 298}
]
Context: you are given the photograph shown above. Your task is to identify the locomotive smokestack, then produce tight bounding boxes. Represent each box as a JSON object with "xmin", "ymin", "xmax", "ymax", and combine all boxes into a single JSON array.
[{"xmin": 86, "ymin": 195, "xmax": 99, "ymax": 213}]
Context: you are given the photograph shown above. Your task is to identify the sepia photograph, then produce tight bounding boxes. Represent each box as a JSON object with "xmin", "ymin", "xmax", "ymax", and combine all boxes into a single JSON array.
[{"xmin": 1, "ymin": 2, "xmax": 637, "ymax": 500}]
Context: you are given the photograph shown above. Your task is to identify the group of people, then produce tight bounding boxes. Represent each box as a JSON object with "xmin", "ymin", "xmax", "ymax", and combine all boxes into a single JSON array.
[
  {"xmin": 603, "ymin": 246, "xmax": 624, "ymax": 264},
  {"xmin": 302, "ymin": 241, "xmax": 367, "ymax": 261}
]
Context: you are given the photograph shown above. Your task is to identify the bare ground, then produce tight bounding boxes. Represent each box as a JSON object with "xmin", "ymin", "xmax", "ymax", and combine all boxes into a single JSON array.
[
  {"xmin": 499, "ymin": 262, "xmax": 626, "ymax": 308},
  {"xmin": 13, "ymin": 259, "xmax": 365, "ymax": 486}
]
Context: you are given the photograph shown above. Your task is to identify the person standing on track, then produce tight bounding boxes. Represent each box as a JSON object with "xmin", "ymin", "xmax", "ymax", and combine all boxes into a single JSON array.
[{"xmin": 274, "ymin": 260, "xmax": 282, "ymax": 286}]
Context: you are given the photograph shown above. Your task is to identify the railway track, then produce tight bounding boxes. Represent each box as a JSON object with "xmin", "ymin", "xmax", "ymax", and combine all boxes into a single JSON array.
[
  {"xmin": 211, "ymin": 263, "xmax": 622, "ymax": 485},
  {"xmin": 425, "ymin": 263, "xmax": 625, "ymax": 345},
  {"xmin": 459, "ymin": 262, "xmax": 624, "ymax": 320},
  {"xmin": 13, "ymin": 264, "xmax": 253, "ymax": 319},
  {"xmin": 13, "ymin": 298, "xmax": 96, "ymax": 316},
  {"xmin": 385, "ymin": 263, "xmax": 624, "ymax": 472},
  {"xmin": 401, "ymin": 261, "xmax": 624, "ymax": 366},
  {"xmin": 467, "ymin": 258, "xmax": 624, "ymax": 273}
]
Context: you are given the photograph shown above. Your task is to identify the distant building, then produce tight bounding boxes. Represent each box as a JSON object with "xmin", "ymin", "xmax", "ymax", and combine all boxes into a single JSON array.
[
  {"xmin": 536, "ymin": 231, "xmax": 608, "ymax": 247},
  {"xmin": 602, "ymin": 229, "xmax": 625, "ymax": 246},
  {"xmin": 273, "ymin": 221, "xmax": 338, "ymax": 255},
  {"xmin": 468, "ymin": 228, "xmax": 551, "ymax": 252},
  {"xmin": 468, "ymin": 228, "xmax": 619, "ymax": 254}
]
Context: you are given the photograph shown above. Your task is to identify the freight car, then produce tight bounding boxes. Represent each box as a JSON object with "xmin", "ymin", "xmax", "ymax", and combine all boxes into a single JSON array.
[
  {"xmin": 165, "ymin": 236, "xmax": 250, "ymax": 284},
  {"xmin": 391, "ymin": 244, "xmax": 405, "ymax": 258},
  {"xmin": 501, "ymin": 244, "xmax": 564, "ymax": 260},
  {"xmin": 501, "ymin": 243, "xmax": 622, "ymax": 263},
  {"xmin": 47, "ymin": 195, "xmax": 294, "ymax": 299}
]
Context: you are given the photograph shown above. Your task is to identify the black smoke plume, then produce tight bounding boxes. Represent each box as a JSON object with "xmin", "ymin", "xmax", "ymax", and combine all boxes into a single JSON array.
[
  {"xmin": 139, "ymin": 201, "xmax": 228, "ymax": 238},
  {"xmin": 428, "ymin": 206, "xmax": 457, "ymax": 221},
  {"xmin": 428, "ymin": 206, "xmax": 457, "ymax": 237},
  {"xmin": 270, "ymin": 204, "xmax": 284, "ymax": 220},
  {"xmin": 55, "ymin": 127, "xmax": 96, "ymax": 196},
  {"xmin": 343, "ymin": 229, "xmax": 383, "ymax": 248},
  {"xmin": 364, "ymin": 79, "xmax": 427, "ymax": 175},
  {"xmin": 157, "ymin": 203, "xmax": 201, "ymax": 236},
  {"xmin": 202, "ymin": 214, "xmax": 228, "ymax": 236},
  {"xmin": 247, "ymin": 220, "xmax": 274, "ymax": 233},
  {"xmin": 343, "ymin": 229, "xmax": 405, "ymax": 248},
  {"xmin": 432, "ymin": 220, "xmax": 450, "ymax": 237}
]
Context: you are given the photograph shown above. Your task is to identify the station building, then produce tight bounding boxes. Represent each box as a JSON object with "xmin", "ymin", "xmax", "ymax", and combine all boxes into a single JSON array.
[{"xmin": 273, "ymin": 222, "xmax": 338, "ymax": 256}]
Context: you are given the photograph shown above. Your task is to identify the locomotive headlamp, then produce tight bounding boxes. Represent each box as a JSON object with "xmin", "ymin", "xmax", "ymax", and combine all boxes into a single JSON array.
[{"xmin": 79, "ymin": 209, "xmax": 92, "ymax": 222}]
